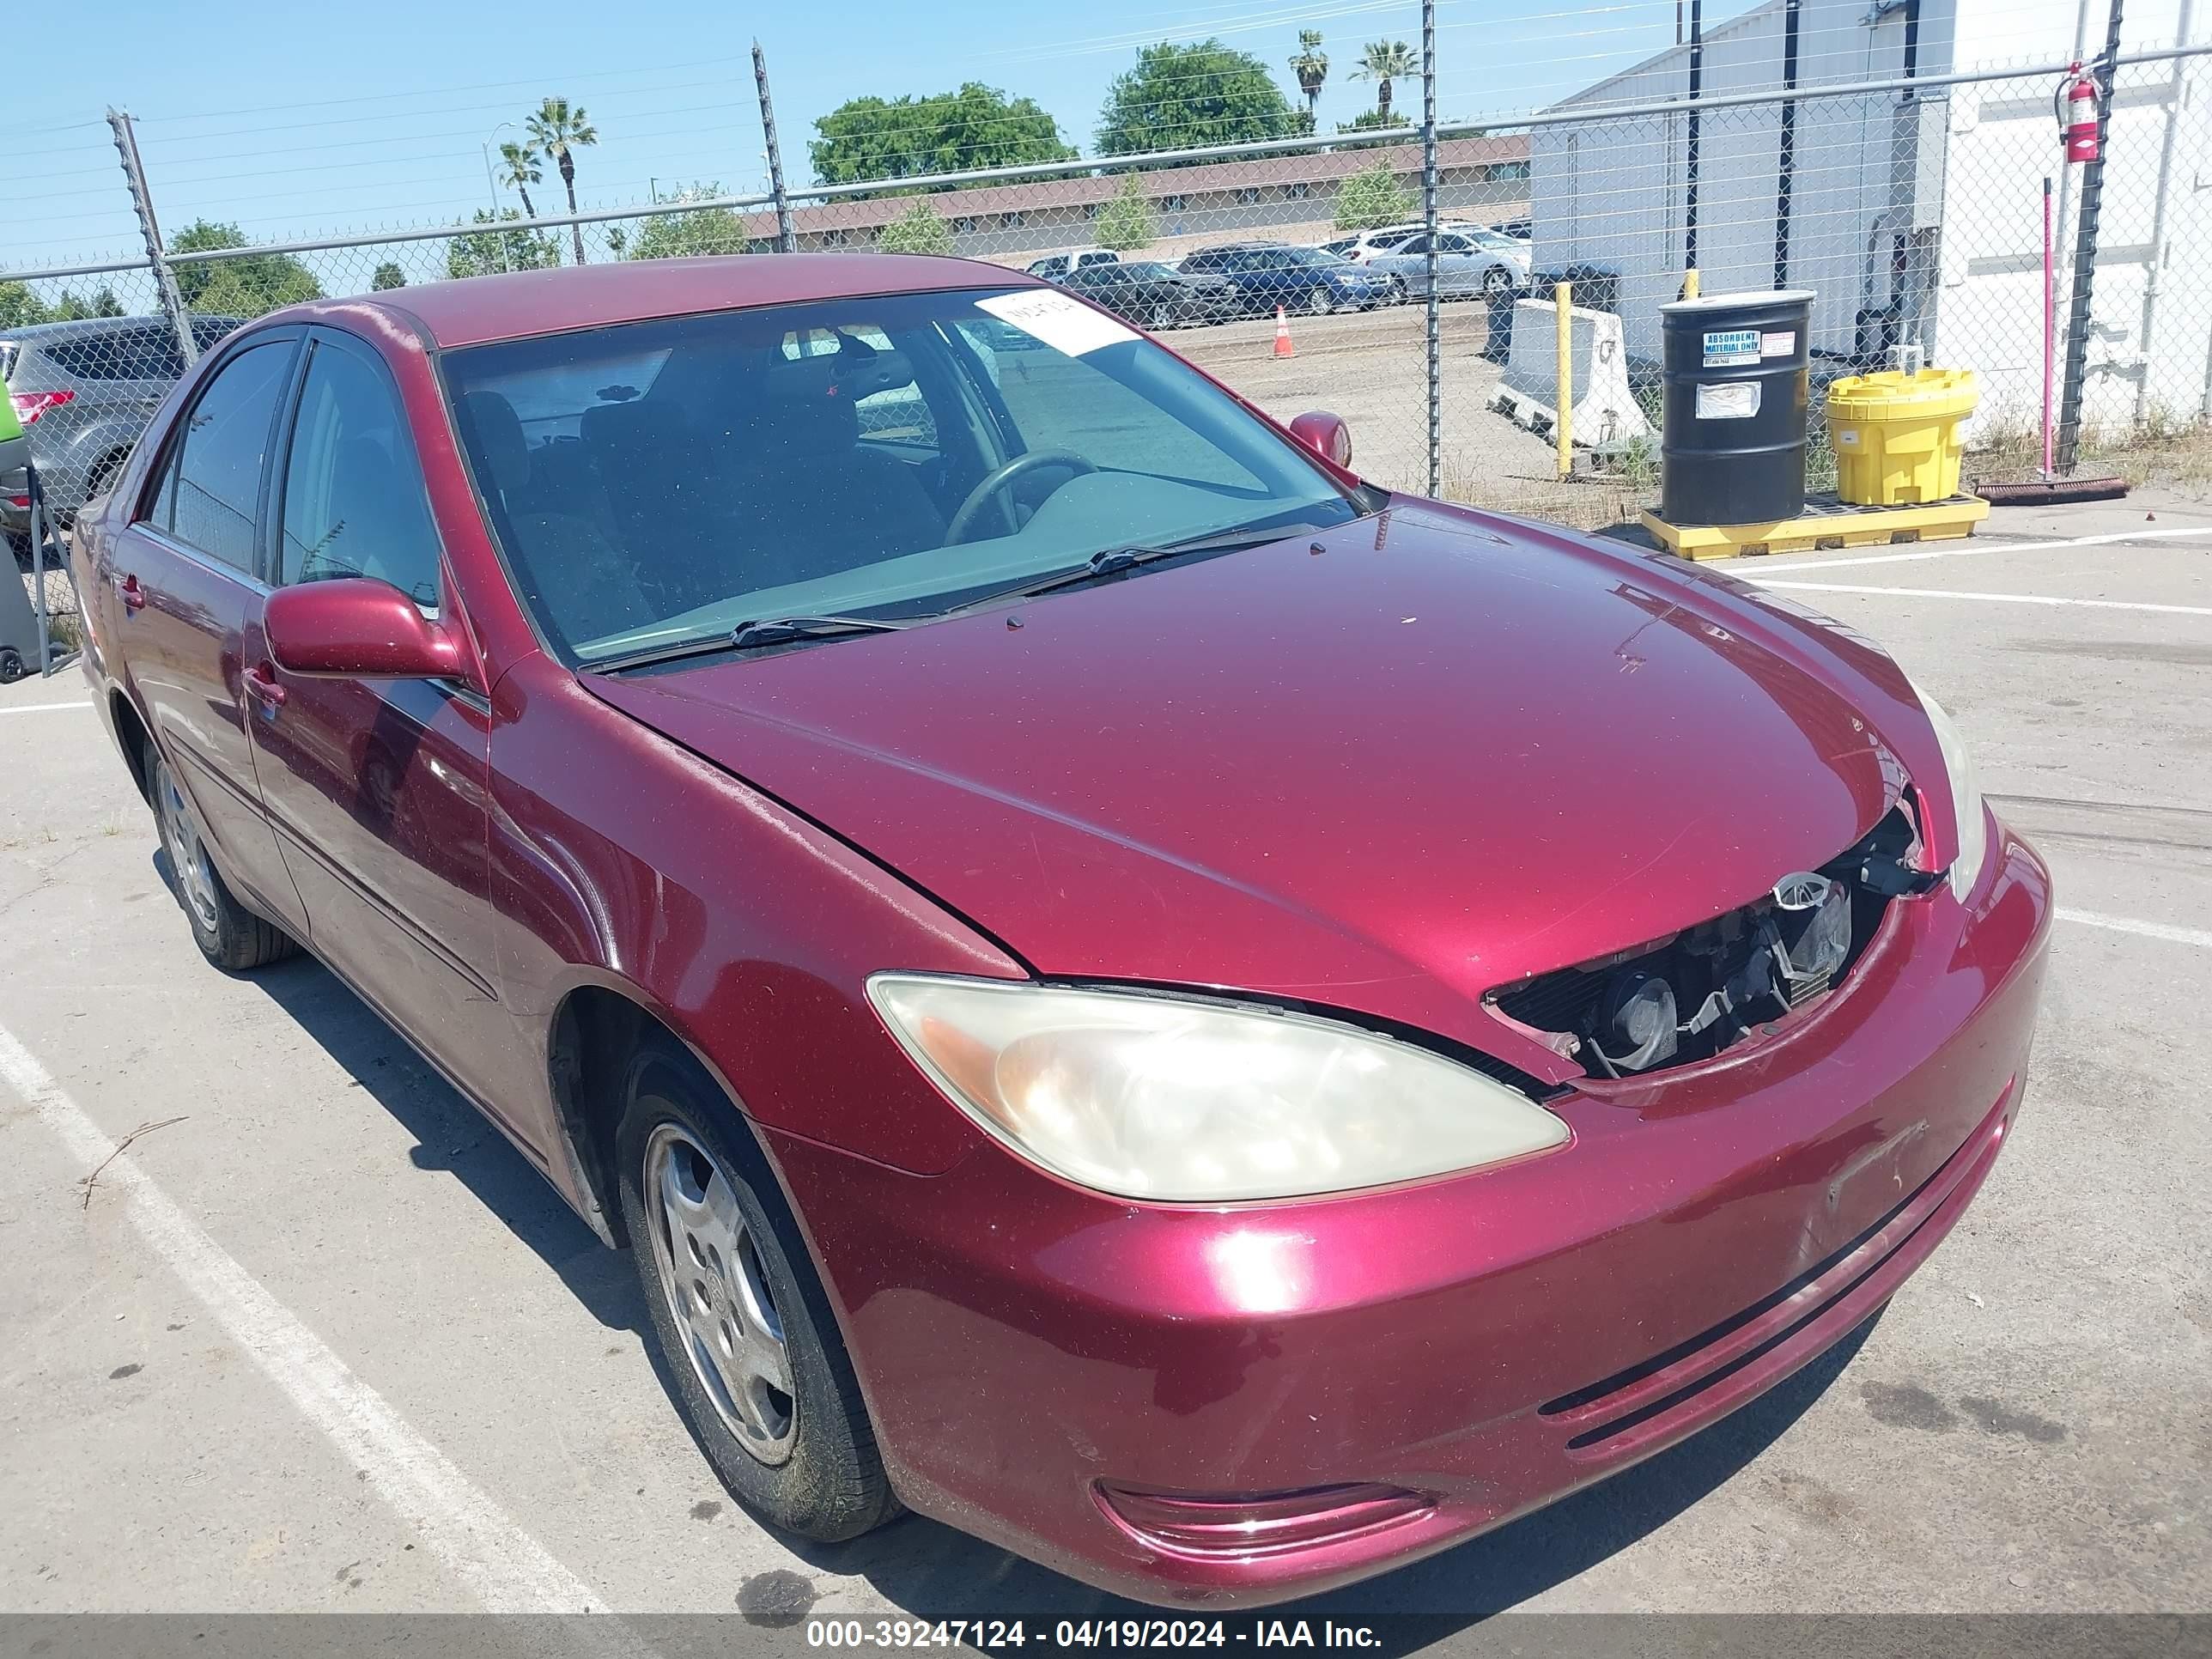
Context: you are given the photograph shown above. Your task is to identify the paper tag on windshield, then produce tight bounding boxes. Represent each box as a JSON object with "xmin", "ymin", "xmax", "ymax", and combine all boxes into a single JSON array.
[{"xmin": 976, "ymin": 290, "xmax": 1139, "ymax": 356}]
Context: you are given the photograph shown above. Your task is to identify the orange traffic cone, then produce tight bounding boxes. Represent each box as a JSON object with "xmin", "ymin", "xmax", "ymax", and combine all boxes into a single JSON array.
[{"xmin": 1273, "ymin": 305, "xmax": 1295, "ymax": 359}]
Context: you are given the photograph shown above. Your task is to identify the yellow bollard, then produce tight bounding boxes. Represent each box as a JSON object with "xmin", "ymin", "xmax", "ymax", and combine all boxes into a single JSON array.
[
  {"xmin": 1554, "ymin": 279, "xmax": 1573, "ymax": 481},
  {"xmin": 1681, "ymin": 267, "xmax": 1701, "ymax": 301}
]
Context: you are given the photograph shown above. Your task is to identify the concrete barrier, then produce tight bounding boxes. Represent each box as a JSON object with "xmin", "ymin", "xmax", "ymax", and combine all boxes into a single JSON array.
[{"xmin": 1491, "ymin": 298, "xmax": 1651, "ymax": 451}]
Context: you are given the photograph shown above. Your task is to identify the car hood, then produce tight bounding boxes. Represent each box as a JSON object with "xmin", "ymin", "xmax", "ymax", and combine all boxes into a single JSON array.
[{"xmin": 584, "ymin": 501, "xmax": 1929, "ymax": 1073}]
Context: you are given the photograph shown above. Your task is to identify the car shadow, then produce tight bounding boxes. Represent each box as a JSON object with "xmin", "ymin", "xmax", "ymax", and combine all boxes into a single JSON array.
[
  {"xmin": 240, "ymin": 945, "xmax": 651, "ymax": 1339},
  {"xmin": 787, "ymin": 1316, "xmax": 1879, "ymax": 1642}
]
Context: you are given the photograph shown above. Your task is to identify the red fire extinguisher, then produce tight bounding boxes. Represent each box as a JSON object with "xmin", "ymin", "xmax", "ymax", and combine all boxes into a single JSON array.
[{"xmin": 2056, "ymin": 63, "xmax": 2101, "ymax": 164}]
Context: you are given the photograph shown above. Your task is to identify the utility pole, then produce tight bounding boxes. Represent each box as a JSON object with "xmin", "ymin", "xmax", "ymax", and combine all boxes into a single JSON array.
[
  {"xmin": 107, "ymin": 109, "xmax": 196, "ymax": 369},
  {"xmin": 1422, "ymin": 0, "xmax": 1441, "ymax": 497},
  {"xmin": 753, "ymin": 40, "xmax": 798, "ymax": 253}
]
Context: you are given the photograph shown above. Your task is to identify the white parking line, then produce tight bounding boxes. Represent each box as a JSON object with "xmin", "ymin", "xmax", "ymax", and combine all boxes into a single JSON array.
[
  {"xmin": 0, "ymin": 701, "xmax": 91, "ymax": 716},
  {"xmin": 2058, "ymin": 908, "xmax": 2212, "ymax": 951},
  {"xmin": 1735, "ymin": 523, "xmax": 2210, "ymax": 575},
  {"xmin": 0, "ymin": 1021, "xmax": 608, "ymax": 1616},
  {"xmin": 1749, "ymin": 580, "xmax": 2212, "ymax": 617}
]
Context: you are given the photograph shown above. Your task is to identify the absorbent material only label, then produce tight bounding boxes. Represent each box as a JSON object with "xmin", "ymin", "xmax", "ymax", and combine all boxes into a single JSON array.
[
  {"xmin": 975, "ymin": 290, "xmax": 1139, "ymax": 356},
  {"xmin": 1702, "ymin": 328, "xmax": 1760, "ymax": 367}
]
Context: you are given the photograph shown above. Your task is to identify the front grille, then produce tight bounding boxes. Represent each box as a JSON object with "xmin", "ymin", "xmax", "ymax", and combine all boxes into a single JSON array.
[{"xmin": 1490, "ymin": 805, "xmax": 1925, "ymax": 1079}]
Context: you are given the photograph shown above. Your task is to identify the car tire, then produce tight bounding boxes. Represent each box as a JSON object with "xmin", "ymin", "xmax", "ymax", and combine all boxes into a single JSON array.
[
  {"xmin": 617, "ymin": 1040, "xmax": 900, "ymax": 1544},
  {"xmin": 1304, "ymin": 285, "xmax": 1333, "ymax": 317},
  {"xmin": 1483, "ymin": 267, "xmax": 1514, "ymax": 301},
  {"xmin": 150, "ymin": 755, "xmax": 300, "ymax": 971},
  {"xmin": 1149, "ymin": 301, "xmax": 1176, "ymax": 331},
  {"xmin": 1389, "ymin": 277, "xmax": 1408, "ymax": 306}
]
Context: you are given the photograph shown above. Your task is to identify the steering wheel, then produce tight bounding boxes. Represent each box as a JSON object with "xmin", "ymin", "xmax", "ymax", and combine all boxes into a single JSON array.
[{"xmin": 945, "ymin": 449, "xmax": 1097, "ymax": 544}]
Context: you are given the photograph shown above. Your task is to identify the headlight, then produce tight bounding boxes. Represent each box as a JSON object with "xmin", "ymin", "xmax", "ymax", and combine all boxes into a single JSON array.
[
  {"xmin": 1905, "ymin": 677, "xmax": 1989, "ymax": 900},
  {"xmin": 867, "ymin": 975, "xmax": 1569, "ymax": 1202}
]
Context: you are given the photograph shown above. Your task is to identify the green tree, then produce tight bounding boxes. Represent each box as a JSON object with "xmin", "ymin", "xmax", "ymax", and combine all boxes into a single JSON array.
[
  {"xmin": 1092, "ymin": 174, "xmax": 1157, "ymax": 252},
  {"xmin": 1289, "ymin": 30, "xmax": 1329, "ymax": 123},
  {"xmin": 48, "ymin": 287, "xmax": 127, "ymax": 321},
  {"xmin": 446, "ymin": 209, "xmax": 562, "ymax": 280},
  {"xmin": 629, "ymin": 185, "xmax": 749, "ymax": 259},
  {"xmin": 0, "ymin": 281, "xmax": 51, "ymax": 329},
  {"xmin": 1335, "ymin": 108, "xmax": 1411, "ymax": 136},
  {"xmin": 526, "ymin": 96, "xmax": 598, "ymax": 265},
  {"xmin": 167, "ymin": 221, "xmax": 323, "ymax": 313},
  {"xmin": 1096, "ymin": 40, "xmax": 1302, "ymax": 157},
  {"xmin": 811, "ymin": 82, "xmax": 1075, "ymax": 190},
  {"xmin": 1352, "ymin": 40, "xmax": 1419, "ymax": 123},
  {"xmin": 1334, "ymin": 161, "xmax": 1414, "ymax": 230},
  {"xmin": 878, "ymin": 199, "xmax": 953, "ymax": 255},
  {"xmin": 497, "ymin": 141, "xmax": 544, "ymax": 220},
  {"xmin": 372, "ymin": 262, "xmax": 408, "ymax": 290}
]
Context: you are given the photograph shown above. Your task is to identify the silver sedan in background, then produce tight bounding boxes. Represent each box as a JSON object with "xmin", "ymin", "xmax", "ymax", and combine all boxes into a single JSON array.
[{"xmin": 1365, "ymin": 228, "xmax": 1532, "ymax": 301}]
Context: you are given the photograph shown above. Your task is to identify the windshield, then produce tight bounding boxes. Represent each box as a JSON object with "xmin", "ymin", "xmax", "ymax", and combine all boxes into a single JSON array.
[{"xmin": 443, "ymin": 286, "xmax": 1364, "ymax": 664}]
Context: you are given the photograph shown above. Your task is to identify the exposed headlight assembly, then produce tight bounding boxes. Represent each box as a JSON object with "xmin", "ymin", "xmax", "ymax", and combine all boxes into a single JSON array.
[
  {"xmin": 1904, "ymin": 676, "xmax": 1990, "ymax": 901},
  {"xmin": 867, "ymin": 975, "xmax": 1569, "ymax": 1202}
]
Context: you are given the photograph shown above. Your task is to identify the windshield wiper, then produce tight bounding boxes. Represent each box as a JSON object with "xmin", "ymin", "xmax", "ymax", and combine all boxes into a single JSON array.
[
  {"xmin": 957, "ymin": 525, "xmax": 1312, "ymax": 612},
  {"xmin": 587, "ymin": 613, "xmax": 913, "ymax": 673}
]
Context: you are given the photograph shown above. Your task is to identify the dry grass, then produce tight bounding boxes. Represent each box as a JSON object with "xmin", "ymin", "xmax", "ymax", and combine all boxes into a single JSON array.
[{"xmin": 1966, "ymin": 410, "xmax": 2212, "ymax": 493}]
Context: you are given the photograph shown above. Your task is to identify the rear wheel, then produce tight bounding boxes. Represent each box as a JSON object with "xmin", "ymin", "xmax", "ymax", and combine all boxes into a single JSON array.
[
  {"xmin": 1303, "ymin": 284, "xmax": 1333, "ymax": 317},
  {"xmin": 150, "ymin": 755, "xmax": 298, "ymax": 971},
  {"xmin": 617, "ymin": 1042, "xmax": 898, "ymax": 1542},
  {"xmin": 1482, "ymin": 266, "xmax": 1515, "ymax": 301}
]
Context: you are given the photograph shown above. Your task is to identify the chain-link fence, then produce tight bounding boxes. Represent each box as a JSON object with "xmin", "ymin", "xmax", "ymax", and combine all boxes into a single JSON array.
[{"xmin": 7, "ymin": 22, "xmax": 2210, "ymax": 670}]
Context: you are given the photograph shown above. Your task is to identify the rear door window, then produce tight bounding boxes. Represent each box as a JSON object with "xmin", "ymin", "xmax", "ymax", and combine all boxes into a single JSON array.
[{"xmin": 165, "ymin": 340, "xmax": 295, "ymax": 571}]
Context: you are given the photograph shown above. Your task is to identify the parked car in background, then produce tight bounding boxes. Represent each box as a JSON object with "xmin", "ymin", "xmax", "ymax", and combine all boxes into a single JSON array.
[
  {"xmin": 1057, "ymin": 259, "xmax": 1239, "ymax": 329},
  {"xmin": 73, "ymin": 252, "xmax": 2050, "ymax": 1609},
  {"xmin": 1496, "ymin": 218, "xmax": 1533, "ymax": 241},
  {"xmin": 1365, "ymin": 228, "xmax": 1532, "ymax": 301},
  {"xmin": 1175, "ymin": 243, "xmax": 1400, "ymax": 315},
  {"xmin": 1317, "ymin": 226, "xmax": 1425, "ymax": 264},
  {"xmin": 3, "ymin": 314, "xmax": 243, "ymax": 557},
  {"xmin": 1024, "ymin": 249, "xmax": 1120, "ymax": 282}
]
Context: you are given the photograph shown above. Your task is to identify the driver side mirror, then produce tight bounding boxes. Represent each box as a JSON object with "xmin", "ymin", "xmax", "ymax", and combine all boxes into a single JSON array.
[
  {"xmin": 1289, "ymin": 410, "xmax": 1353, "ymax": 471},
  {"xmin": 265, "ymin": 577, "xmax": 464, "ymax": 681}
]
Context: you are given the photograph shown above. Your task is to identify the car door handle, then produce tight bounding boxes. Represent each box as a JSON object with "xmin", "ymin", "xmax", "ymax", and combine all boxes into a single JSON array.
[
  {"xmin": 116, "ymin": 573, "xmax": 146, "ymax": 612},
  {"xmin": 244, "ymin": 663, "xmax": 288, "ymax": 712}
]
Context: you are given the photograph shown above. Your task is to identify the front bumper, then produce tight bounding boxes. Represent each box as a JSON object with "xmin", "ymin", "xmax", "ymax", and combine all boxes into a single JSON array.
[{"xmin": 767, "ymin": 821, "xmax": 2051, "ymax": 1607}]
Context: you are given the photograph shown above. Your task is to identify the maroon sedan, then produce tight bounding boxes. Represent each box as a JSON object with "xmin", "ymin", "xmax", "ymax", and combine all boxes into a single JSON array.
[{"xmin": 71, "ymin": 255, "xmax": 2050, "ymax": 1607}]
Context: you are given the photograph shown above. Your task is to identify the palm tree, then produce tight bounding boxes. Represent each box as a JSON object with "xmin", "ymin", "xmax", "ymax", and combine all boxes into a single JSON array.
[
  {"xmin": 526, "ymin": 96, "xmax": 599, "ymax": 264},
  {"xmin": 1290, "ymin": 30, "xmax": 1330, "ymax": 122},
  {"xmin": 497, "ymin": 141, "xmax": 544, "ymax": 220},
  {"xmin": 1352, "ymin": 40, "xmax": 1419, "ymax": 122}
]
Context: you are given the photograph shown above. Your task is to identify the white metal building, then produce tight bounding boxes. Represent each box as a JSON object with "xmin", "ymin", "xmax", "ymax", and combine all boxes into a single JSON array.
[{"xmin": 1528, "ymin": 0, "xmax": 2210, "ymax": 434}]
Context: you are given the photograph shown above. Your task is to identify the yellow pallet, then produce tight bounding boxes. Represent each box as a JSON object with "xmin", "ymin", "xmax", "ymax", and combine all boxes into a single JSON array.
[{"xmin": 1640, "ymin": 493, "xmax": 1990, "ymax": 561}]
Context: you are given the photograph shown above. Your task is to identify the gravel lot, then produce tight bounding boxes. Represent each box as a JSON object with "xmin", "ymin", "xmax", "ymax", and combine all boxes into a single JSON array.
[{"xmin": 1, "ymin": 493, "xmax": 2206, "ymax": 1647}]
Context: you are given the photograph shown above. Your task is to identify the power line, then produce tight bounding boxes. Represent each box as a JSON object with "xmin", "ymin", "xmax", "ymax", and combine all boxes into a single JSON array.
[{"xmin": 137, "ymin": 53, "xmax": 755, "ymax": 125}]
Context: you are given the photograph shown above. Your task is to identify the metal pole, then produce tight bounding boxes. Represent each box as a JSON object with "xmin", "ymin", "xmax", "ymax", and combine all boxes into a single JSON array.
[
  {"xmin": 107, "ymin": 108, "xmax": 197, "ymax": 371},
  {"xmin": 1774, "ymin": 0, "xmax": 1802, "ymax": 287},
  {"xmin": 2056, "ymin": 0, "xmax": 2124, "ymax": 473},
  {"xmin": 2133, "ymin": 0, "xmax": 2196, "ymax": 424},
  {"xmin": 2043, "ymin": 176, "xmax": 2057, "ymax": 475},
  {"xmin": 1685, "ymin": 0, "xmax": 1704, "ymax": 281},
  {"xmin": 754, "ymin": 40, "xmax": 798, "ymax": 253},
  {"xmin": 1423, "ymin": 0, "xmax": 1441, "ymax": 497}
]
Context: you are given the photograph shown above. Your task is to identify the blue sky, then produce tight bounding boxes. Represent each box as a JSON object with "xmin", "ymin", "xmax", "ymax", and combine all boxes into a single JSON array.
[{"xmin": 8, "ymin": 0, "xmax": 1709, "ymax": 271}]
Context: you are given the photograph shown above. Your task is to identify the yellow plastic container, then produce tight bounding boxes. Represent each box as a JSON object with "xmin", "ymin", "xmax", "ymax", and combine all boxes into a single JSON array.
[{"xmin": 1826, "ymin": 368, "xmax": 1980, "ymax": 505}]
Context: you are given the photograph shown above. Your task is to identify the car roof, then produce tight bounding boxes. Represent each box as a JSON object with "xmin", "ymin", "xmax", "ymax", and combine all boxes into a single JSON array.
[
  {"xmin": 2, "ymin": 314, "xmax": 182, "ymax": 346},
  {"xmin": 270, "ymin": 254, "xmax": 1048, "ymax": 351}
]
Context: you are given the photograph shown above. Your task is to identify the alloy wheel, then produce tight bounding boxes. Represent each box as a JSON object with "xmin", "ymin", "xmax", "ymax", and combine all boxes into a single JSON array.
[
  {"xmin": 157, "ymin": 769, "xmax": 222, "ymax": 936},
  {"xmin": 642, "ymin": 1121, "xmax": 799, "ymax": 1464},
  {"xmin": 1304, "ymin": 285, "xmax": 1331, "ymax": 316}
]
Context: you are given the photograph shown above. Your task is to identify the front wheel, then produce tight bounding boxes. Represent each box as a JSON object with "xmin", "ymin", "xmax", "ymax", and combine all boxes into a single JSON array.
[
  {"xmin": 150, "ymin": 755, "xmax": 298, "ymax": 971},
  {"xmin": 1149, "ymin": 300, "xmax": 1176, "ymax": 331},
  {"xmin": 1483, "ymin": 267, "xmax": 1515, "ymax": 301},
  {"xmin": 617, "ymin": 1042, "xmax": 899, "ymax": 1542}
]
